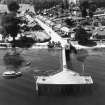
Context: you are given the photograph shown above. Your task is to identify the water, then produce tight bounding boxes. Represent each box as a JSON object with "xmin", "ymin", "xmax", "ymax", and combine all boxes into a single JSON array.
[{"xmin": 0, "ymin": 48, "xmax": 105, "ymax": 105}]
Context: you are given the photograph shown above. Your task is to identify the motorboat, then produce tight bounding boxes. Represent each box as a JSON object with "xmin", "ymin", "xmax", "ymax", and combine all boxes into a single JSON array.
[{"xmin": 2, "ymin": 71, "xmax": 22, "ymax": 79}]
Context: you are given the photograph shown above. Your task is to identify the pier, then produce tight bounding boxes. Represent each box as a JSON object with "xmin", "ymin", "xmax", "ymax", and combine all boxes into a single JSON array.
[{"xmin": 35, "ymin": 17, "xmax": 93, "ymax": 95}]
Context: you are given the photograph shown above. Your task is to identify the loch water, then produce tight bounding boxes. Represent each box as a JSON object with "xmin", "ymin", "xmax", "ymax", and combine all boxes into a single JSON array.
[{"xmin": 0, "ymin": 48, "xmax": 105, "ymax": 105}]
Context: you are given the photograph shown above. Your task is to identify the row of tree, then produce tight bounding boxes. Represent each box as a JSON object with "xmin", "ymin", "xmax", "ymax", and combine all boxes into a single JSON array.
[
  {"xmin": 0, "ymin": 0, "xmax": 33, "ymax": 4},
  {"xmin": 33, "ymin": 0, "xmax": 63, "ymax": 11},
  {"xmin": 0, "ymin": 0, "xmax": 64, "ymax": 11},
  {"xmin": 80, "ymin": 1, "xmax": 97, "ymax": 18}
]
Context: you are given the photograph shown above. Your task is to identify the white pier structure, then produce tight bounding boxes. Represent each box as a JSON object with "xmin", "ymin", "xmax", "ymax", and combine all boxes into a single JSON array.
[{"xmin": 35, "ymin": 17, "xmax": 93, "ymax": 95}]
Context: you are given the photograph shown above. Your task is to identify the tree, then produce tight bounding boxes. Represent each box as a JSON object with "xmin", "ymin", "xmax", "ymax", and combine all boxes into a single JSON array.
[
  {"xmin": 74, "ymin": 25, "xmax": 91, "ymax": 44},
  {"xmin": 80, "ymin": 1, "xmax": 89, "ymax": 17},
  {"xmin": 65, "ymin": 18, "xmax": 75, "ymax": 27},
  {"xmin": 7, "ymin": 1, "xmax": 20, "ymax": 13},
  {"xmin": 1, "ymin": 14, "xmax": 20, "ymax": 47},
  {"xmin": 1, "ymin": 1, "xmax": 20, "ymax": 47},
  {"xmin": 88, "ymin": 2, "xmax": 97, "ymax": 18},
  {"xmin": 81, "ymin": 8, "xmax": 87, "ymax": 18},
  {"xmin": 80, "ymin": 1, "xmax": 97, "ymax": 18}
]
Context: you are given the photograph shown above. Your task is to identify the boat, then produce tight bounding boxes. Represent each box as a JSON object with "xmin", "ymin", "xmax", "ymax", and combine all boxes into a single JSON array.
[{"xmin": 2, "ymin": 71, "xmax": 22, "ymax": 79}]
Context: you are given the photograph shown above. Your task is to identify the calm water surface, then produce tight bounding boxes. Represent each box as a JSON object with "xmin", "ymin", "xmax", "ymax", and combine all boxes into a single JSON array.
[{"xmin": 0, "ymin": 48, "xmax": 105, "ymax": 105}]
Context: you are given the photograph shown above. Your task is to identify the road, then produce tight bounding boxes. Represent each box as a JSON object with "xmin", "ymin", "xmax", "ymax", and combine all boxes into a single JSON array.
[{"xmin": 35, "ymin": 17, "xmax": 67, "ymax": 47}]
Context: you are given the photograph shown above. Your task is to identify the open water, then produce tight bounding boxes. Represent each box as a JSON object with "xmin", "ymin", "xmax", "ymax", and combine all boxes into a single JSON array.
[{"xmin": 0, "ymin": 48, "xmax": 105, "ymax": 105}]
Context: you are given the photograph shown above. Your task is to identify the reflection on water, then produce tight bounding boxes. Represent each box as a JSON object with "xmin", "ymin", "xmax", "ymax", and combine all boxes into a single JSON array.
[
  {"xmin": 0, "ymin": 48, "xmax": 105, "ymax": 105},
  {"xmin": 68, "ymin": 48, "xmax": 105, "ymax": 74},
  {"xmin": 0, "ymin": 48, "xmax": 61, "ymax": 74}
]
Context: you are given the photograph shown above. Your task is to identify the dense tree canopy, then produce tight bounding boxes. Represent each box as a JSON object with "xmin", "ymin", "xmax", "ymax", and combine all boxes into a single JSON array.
[
  {"xmin": 74, "ymin": 25, "xmax": 91, "ymax": 43},
  {"xmin": 7, "ymin": 1, "xmax": 20, "ymax": 12},
  {"xmin": 80, "ymin": 0, "xmax": 97, "ymax": 18},
  {"xmin": 33, "ymin": 0, "xmax": 63, "ymax": 11},
  {"xmin": 1, "ymin": 14, "xmax": 20, "ymax": 37},
  {"xmin": 65, "ymin": 18, "xmax": 76, "ymax": 27}
]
